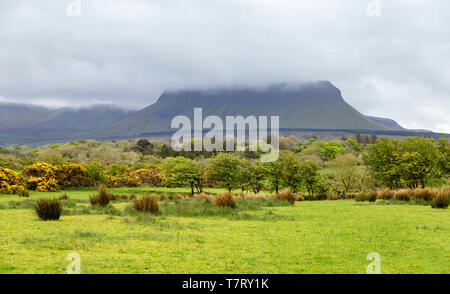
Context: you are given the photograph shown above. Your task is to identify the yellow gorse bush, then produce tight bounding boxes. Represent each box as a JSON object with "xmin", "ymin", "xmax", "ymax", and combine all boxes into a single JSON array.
[
  {"xmin": 22, "ymin": 162, "xmax": 59, "ymax": 192},
  {"xmin": 14, "ymin": 162, "xmax": 170, "ymax": 191},
  {"xmin": 0, "ymin": 166, "xmax": 27, "ymax": 195},
  {"xmin": 108, "ymin": 167, "xmax": 167, "ymax": 187},
  {"xmin": 56, "ymin": 163, "xmax": 90, "ymax": 188},
  {"xmin": 22, "ymin": 162, "xmax": 91, "ymax": 191}
]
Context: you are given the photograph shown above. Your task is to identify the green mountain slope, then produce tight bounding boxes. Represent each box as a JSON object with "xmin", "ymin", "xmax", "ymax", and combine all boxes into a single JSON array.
[
  {"xmin": 366, "ymin": 116, "xmax": 405, "ymax": 130},
  {"xmin": 98, "ymin": 81, "xmax": 388, "ymax": 137}
]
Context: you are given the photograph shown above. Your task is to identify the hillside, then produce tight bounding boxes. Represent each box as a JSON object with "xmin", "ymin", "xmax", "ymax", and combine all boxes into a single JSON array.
[
  {"xmin": 97, "ymin": 81, "xmax": 388, "ymax": 137},
  {"xmin": 0, "ymin": 104, "xmax": 53, "ymax": 128},
  {"xmin": 366, "ymin": 116, "xmax": 405, "ymax": 130},
  {"xmin": 0, "ymin": 103, "xmax": 131, "ymax": 130}
]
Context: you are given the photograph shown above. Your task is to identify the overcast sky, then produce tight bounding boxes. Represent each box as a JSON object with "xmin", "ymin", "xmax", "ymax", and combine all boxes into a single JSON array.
[{"xmin": 0, "ymin": 0, "xmax": 449, "ymax": 132}]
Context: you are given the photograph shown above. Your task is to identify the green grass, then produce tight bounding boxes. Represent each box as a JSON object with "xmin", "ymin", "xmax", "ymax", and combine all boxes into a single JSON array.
[
  {"xmin": 0, "ymin": 189, "xmax": 449, "ymax": 274},
  {"xmin": 0, "ymin": 187, "xmax": 250, "ymax": 204}
]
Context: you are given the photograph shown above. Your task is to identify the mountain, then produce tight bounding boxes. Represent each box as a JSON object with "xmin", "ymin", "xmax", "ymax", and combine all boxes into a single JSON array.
[
  {"xmin": 0, "ymin": 103, "xmax": 132, "ymax": 130},
  {"xmin": 0, "ymin": 103, "xmax": 53, "ymax": 128},
  {"xmin": 96, "ymin": 81, "xmax": 388, "ymax": 137},
  {"xmin": 1, "ymin": 81, "xmax": 446, "ymax": 144},
  {"xmin": 366, "ymin": 116, "xmax": 405, "ymax": 130}
]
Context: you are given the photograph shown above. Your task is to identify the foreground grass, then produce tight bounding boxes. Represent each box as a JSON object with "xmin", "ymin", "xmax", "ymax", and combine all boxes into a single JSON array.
[{"xmin": 0, "ymin": 192, "xmax": 448, "ymax": 273}]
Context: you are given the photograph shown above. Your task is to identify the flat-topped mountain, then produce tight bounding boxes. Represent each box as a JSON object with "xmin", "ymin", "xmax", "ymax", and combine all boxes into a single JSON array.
[{"xmin": 98, "ymin": 81, "xmax": 388, "ymax": 137}]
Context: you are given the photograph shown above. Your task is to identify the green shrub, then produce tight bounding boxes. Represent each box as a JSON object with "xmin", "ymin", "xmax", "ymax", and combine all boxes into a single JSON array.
[{"xmin": 35, "ymin": 198, "xmax": 62, "ymax": 221}]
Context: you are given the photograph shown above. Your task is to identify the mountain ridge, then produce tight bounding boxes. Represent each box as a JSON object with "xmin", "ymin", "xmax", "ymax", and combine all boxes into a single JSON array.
[
  {"xmin": 95, "ymin": 81, "xmax": 388, "ymax": 137},
  {"xmin": 0, "ymin": 103, "xmax": 132, "ymax": 130},
  {"xmin": 0, "ymin": 81, "xmax": 446, "ymax": 144}
]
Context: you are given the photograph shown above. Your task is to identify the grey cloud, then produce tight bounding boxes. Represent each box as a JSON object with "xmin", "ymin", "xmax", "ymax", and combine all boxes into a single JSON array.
[{"xmin": 0, "ymin": 0, "xmax": 449, "ymax": 132}]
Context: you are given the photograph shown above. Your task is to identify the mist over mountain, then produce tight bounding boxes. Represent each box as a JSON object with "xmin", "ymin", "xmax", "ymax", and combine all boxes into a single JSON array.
[{"xmin": 0, "ymin": 103, "xmax": 132, "ymax": 130}]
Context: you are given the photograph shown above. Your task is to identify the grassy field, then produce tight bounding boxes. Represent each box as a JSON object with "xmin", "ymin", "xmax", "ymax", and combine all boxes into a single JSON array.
[{"xmin": 0, "ymin": 188, "xmax": 449, "ymax": 274}]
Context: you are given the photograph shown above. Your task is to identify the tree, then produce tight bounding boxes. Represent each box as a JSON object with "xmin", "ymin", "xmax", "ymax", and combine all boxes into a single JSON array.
[
  {"xmin": 208, "ymin": 153, "xmax": 241, "ymax": 191},
  {"xmin": 331, "ymin": 153, "xmax": 359, "ymax": 193},
  {"xmin": 369, "ymin": 134, "xmax": 378, "ymax": 144},
  {"xmin": 363, "ymin": 137, "xmax": 438, "ymax": 189},
  {"xmin": 397, "ymin": 137, "xmax": 438, "ymax": 188},
  {"xmin": 133, "ymin": 139, "xmax": 153, "ymax": 155},
  {"xmin": 319, "ymin": 141, "xmax": 345, "ymax": 161},
  {"xmin": 346, "ymin": 138, "xmax": 361, "ymax": 152},
  {"xmin": 164, "ymin": 157, "xmax": 203, "ymax": 194},
  {"xmin": 279, "ymin": 151, "xmax": 302, "ymax": 192},
  {"xmin": 264, "ymin": 160, "xmax": 283, "ymax": 193},
  {"xmin": 299, "ymin": 160, "xmax": 320, "ymax": 195},
  {"xmin": 246, "ymin": 161, "xmax": 266, "ymax": 194},
  {"xmin": 437, "ymin": 136, "xmax": 450, "ymax": 178},
  {"xmin": 237, "ymin": 159, "xmax": 252, "ymax": 193}
]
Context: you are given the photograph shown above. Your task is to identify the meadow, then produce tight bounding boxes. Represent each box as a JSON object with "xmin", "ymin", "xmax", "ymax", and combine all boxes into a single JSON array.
[{"xmin": 0, "ymin": 187, "xmax": 449, "ymax": 274}]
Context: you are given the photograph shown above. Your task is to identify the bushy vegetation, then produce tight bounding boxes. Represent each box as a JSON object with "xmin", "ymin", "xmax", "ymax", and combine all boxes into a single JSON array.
[
  {"xmin": 0, "ymin": 136, "xmax": 448, "ymax": 200},
  {"xmin": 90, "ymin": 186, "xmax": 112, "ymax": 207},
  {"xmin": 363, "ymin": 137, "xmax": 447, "ymax": 189},
  {"xmin": 133, "ymin": 195, "xmax": 159, "ymax": 213},
  {"xmin": 0, "ymin": 167, "xmax": 27, "ymax": 195},
  {"xmin": 214, "ymin": 192, "xmax": 236, "ymax": 208},
  {"xmin": 431, "ymin": 188, "xmax": 449, "ymax": 209},
  {"xmin": 35, "ymin": 198, "xmax": 62, "ymax": 221},
  {"xmin": 274, "ymin": 189, "xmax": 296, "ymax": 205}
]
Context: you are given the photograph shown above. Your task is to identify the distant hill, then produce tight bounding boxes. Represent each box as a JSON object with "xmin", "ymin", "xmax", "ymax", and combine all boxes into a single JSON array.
[
  {"xmin": 96, "ymin": 81, "xmax": 388, "ymax": 137},
  {"xmin": 366, "ymin": 116, "xmax": 405, "ymax": 130},
  {"xmin": 0, "ymin": 103, "xmax": 132, "ymax": 130},
  {"xmin": 0, "ymin": 103, "xmax": 53, "ymax": 128}
]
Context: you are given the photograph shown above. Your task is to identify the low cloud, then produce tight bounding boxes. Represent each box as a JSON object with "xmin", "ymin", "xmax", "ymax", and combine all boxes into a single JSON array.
[{"xmin": 0, "ymin": 0, "xmax": 449, "ymax": 132}]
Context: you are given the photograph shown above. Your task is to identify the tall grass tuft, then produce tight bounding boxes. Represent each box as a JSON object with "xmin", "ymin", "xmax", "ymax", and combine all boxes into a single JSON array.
[
  {"xmin": 17, "ymin": 189, "xmax": 30, "ymax": 197},
  {"xmin": 394, "ymin": 189, "xmax": 411, "ymax": 201},
  {"xmin": 275, "ymin": 189, "xmax": 296, "ymax": 205},
  {"xmin": 59, "ymin": 193, "xmax": 69, "ymax": 200},
  {"xmin": 35, "ymin": 198, "xmax": 62, "ymax": 221},
  {"xmin": 90, "ymin": 185, "xmax": 112, "ymax": 207},
  {"xmin": 355, "ymin": 192, "xmax": 366, "ymax": 202},
  {"xmin": 377, "ymin": 189, "xmax": 394, "ymax": 200},
  {"xmin": 193, "ymin": 193, "xmax": 214, "ymax": 201},
  {"xmin": 367, "ymin": 191, "xmax": 378, "ymax": 202},
  {"xmin": 133, "ymin": 194, "xmax": 159, "ymax": 214},
  {"xmin": 431, "ymin": 188, "xmax": 449, "ymax": 209},
  {"xmin": 161, "ymin": 193, "xmax": 187, "ymax": 201},
  {"xmin": 414, "ymin": 188, "xmax": 435, "ymax": 202},
  {"xmin": 214, "ymin": 192, "xmax": 236, "ymax": 209}
]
